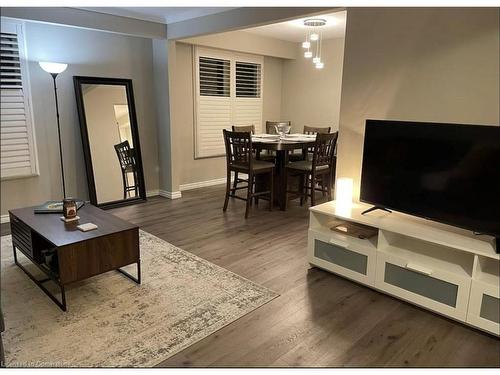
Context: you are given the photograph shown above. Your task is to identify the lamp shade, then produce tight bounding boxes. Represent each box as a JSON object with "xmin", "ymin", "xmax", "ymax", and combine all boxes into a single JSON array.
[
  {"xmin": 335, "ymin": 177, "xmax": 353, "ymax": 216},
  {"xmin": 39, "ymin": 62, "xmax": 68, "ymax": 74}
]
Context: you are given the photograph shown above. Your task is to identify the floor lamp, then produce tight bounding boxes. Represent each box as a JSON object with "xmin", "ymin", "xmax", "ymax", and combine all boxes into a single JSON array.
[{"xmin": 39, "ymin": 62, "xmax": 68, "ymax": 200}]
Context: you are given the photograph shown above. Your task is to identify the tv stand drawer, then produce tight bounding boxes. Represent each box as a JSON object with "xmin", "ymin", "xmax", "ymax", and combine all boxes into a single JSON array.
[
  {"xmin": 309, "ymin": 229, "xmax": 376, "ymax": 286},
  {"xmin": 375, "ymin": 251, "xmax": 471, "ymax": 321},
  {"xmin": 467, "ymin": 280, "xmax": 500, "ymax": 335}
]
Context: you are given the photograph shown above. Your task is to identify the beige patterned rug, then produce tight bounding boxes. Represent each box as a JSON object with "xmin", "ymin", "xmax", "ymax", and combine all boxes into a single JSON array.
[{"xmin": 1, "ymin": 230, "xmax": 278, "ymax": 367}]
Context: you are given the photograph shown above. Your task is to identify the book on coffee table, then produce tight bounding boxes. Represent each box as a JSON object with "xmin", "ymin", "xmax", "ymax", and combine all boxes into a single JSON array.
[{"xmin": 34, "ymin": 200, "xmax": 85, "ymax": 214}]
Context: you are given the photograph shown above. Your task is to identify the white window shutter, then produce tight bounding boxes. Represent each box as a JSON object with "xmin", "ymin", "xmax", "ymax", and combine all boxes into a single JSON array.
[
  {"xmin": 194, "ymin": 47, "xmax": 264, "ymax": 158},
  {"xmin": 1, "ymin": 19, "xmax": 38, "ymax": 179},
  {"xmin": 233, "ymin": 61, "xmax": 262, "ymax": 133}
]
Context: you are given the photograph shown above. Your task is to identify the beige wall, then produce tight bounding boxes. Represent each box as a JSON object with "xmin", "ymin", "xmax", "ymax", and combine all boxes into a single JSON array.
[
  {"xmin": 281, "ymin": 38, "xmax": 345, "ymax": 133},
  {"xmin": 169, "ymin": 42, "xmax": 286, "ymax": 190},
  {"xmin": 337, "ymin": 7, "xmax": 500, "ymax": 200},
  {"xmin": 1, "ymin": 21, "xmax": 159, "ymax": 215},
  {"xmin": 182, "ymin": 30, "xmax": 298, "ymax": 59}
]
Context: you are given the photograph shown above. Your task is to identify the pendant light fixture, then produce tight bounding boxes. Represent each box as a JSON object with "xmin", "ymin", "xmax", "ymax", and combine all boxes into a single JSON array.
[{"xmin": 302, "ymin": 18, "xmax": 326, "ymax": 69}]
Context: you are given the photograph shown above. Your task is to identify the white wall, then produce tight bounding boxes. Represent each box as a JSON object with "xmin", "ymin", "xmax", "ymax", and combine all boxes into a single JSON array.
[
  {"xmin": 337, "ymin": 8, "xmax": 500, "ymax": 200},
  {"xmin": 1, "ymin": 21, "xmax": 160, "ymax": 215}
]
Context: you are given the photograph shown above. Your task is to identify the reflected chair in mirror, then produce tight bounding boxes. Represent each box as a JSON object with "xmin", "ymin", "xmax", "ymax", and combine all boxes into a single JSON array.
[
  {"xmin": 286, "ymin": 132, "xmax": 338, "ymax": 207},
  {"xmin": 223, "ymin": 130, "xmax": 274, "ymax": 218},
  {"xmin": 114, "ymin": 140, "xmax": 139, "ymax": 199}
]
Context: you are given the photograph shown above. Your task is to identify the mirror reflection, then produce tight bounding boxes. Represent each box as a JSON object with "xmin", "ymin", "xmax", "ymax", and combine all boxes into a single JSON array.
[{"xmin": 81, "ymin": 84, "xmax": 139, "ymax": 204}]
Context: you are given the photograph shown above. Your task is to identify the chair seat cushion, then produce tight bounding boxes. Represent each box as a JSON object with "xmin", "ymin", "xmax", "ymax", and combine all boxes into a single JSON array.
[
  {"xmin": 286, "ymin": 160, "xmax": 329, "ymax": 171},
  {"xmin": 234, "ymin": 160, "xmax": 274, "ymax": 171},
  {"xmin": 252, "ymin": 160, "xmax": 275, "ymax": 170}
]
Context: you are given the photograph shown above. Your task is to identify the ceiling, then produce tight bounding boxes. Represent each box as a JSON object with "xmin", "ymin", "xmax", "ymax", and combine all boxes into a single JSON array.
[
  {"xmin": 243, "ymin": 11, "xmax": 346, "ymax": 42},
  {"xmin": 80, "ymin": 7, "xmax": 236, "ymax": 24}
]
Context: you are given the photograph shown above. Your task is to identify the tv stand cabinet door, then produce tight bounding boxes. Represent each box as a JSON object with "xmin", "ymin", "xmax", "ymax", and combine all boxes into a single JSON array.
[{"xmin": 58, "ymin": 229, "xmax": 139, "ymax": 284}]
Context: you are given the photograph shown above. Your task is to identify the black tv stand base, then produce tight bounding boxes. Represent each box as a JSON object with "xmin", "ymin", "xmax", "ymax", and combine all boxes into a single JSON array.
[{"xmin": 361, "ymin": 206, "xmax": 392, "ymax": 215}]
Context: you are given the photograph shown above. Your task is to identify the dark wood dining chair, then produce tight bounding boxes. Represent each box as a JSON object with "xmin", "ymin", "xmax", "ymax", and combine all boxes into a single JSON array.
[
  {"xmin": 232, "ymin": 125, "xmax": 255, "ymax": 134},
  {"xmin": 223, "ymin": 130, "xmax": 274, "ymax": 218},
  {"xmin": 303, "ymin": 125, "xmax": 331, "ymax": 135},
  {"xmin": 114, "ymin": 140, "xmax": 139, "ymax": 199},
  {"xmin": 231, "ymin": 125, "xmax": 256, "ymax": 194},
  {"xmin": 286, "ymin": 132, "xmax": 338, "ymax": 207}
]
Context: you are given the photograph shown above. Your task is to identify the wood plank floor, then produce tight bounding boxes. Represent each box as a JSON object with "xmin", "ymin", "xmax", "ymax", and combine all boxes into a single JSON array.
[{"xmin": 2, "ymin": 186, "xmax": 499, "ymax": 367}]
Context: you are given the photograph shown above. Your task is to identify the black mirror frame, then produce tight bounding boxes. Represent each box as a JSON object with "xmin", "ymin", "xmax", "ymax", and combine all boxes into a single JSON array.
[{"xmin": 74, "ymin": 76, "xmax": 147, "ymax": 209}]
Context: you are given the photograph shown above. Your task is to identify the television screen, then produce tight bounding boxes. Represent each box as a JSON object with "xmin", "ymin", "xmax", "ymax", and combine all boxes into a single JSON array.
[{"xmin": 360, "ymin": 120, "xmax": 500, "ymax": 237}]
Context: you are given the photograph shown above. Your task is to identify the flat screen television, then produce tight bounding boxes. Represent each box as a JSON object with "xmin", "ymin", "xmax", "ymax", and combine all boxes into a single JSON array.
[{"xmin": 360, "ymin": 120, "xmax": 500, "ymax": 242}]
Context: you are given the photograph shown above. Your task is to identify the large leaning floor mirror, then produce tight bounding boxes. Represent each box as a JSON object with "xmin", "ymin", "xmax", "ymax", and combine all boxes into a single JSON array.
[{"xmin": 74, "ymin": 76, "xmax": 146, "ymax": 208}]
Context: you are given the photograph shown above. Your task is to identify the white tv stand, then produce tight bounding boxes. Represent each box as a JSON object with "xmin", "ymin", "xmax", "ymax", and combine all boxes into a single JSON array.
[{"xmin": 308, "ymin": 201, "xmax": 499, "ymax": 336}]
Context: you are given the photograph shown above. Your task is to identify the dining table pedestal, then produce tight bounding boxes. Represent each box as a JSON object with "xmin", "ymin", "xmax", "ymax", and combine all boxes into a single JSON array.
[{"xmin": 253, "ymin": 137, "xmax": 315, "ymax": 211}]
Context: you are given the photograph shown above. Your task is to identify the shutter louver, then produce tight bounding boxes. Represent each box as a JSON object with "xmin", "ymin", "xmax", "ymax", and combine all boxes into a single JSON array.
[
  {"xmin": 199, "ymin": 57, "xmax": 230, "ymax": 97},
  {"xmin": 1, "ymin": 20, "xmax": 37, "ymax": 179},
  {"xmin": 236, "ymin": 62, "xmax": 261, "ymax": 98}
]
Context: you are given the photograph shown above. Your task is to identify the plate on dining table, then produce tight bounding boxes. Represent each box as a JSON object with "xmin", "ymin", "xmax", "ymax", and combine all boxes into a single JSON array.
[{"xmin": 253, "ymin": 134, "xmax": 280, "ymax": 139}]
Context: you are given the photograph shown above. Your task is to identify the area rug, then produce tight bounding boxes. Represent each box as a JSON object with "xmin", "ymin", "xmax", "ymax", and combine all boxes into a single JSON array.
[{"xmin": 1, "ymin": 230, "xmax": 278, "ymax": 367}]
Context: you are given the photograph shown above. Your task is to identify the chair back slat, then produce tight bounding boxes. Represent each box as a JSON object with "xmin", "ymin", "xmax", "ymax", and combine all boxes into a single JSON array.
[
  {"xmin": 312, "ymin": 132, "xmax": 339, "ymax": 171},
  {"xmin": 114, "ymin": 140, "xmax": 136, "ymax": 170},
  {"xmin": 266, "ymin": 121, "xmax": 291, "ymax": 135},
  {"xmin": 303, "ymin": 125, "xmax": 331, "ymax": 135},
  {"xmin": 223, "ymin": 129, "xmax": 253, "ymax": 169},
  {"xmin": 232, "ymin": 125, "xmax": 255, "ymax": 134},
  {"xmin": 304, "ymin": 126, "xmax": 331, "ymax": 154}
]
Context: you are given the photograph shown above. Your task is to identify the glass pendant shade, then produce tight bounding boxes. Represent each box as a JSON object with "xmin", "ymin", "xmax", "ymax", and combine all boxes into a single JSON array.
[
  {"xmin": 315, "ymin": 62, "xmax": 324, "ymax": 69},
  {"xmin": 39, "ymin": 62, "xmax": 68, "ymax": 74},
  {"xmin": 313, "ymin": 57, "xmax": 321, "ymax": 64},
  {"xmin": 304, "ymin": 51, "xmax": 313, "ymax": 58},
  {"xmin": 302, "ymin": 41, "xmax": 311, "ymax": 49},
  {"xmin": 310, "ymin": 33, "xmax": 319, "ymax": 41}
]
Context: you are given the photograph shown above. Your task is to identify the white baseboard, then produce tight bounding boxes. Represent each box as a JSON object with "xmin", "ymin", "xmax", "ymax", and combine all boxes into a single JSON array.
[
  {"xmin": 159, "ymin": 190, "xmax": 182, "ymax": 200},
  {"xmin": 1, "ymin": 214, "xmax": 9, "ymax": 224},
  {"xmin": 146, "ymin": 189, "xmax": 160, "ymax": 197},
  {"xmin": 179, "ymin": 176, "xmax": 233, "ymax": 192}
]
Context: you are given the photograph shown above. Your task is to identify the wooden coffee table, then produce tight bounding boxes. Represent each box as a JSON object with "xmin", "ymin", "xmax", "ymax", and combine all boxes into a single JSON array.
[{"xmin": 9, "ymin": 204, "xmax": 140, "ymax": 311}]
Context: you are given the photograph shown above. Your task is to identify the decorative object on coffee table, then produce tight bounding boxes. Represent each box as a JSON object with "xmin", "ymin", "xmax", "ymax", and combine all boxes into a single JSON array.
[{"xmin": 9, "ymin": 204, "xmax": 140, "ymax": 311}]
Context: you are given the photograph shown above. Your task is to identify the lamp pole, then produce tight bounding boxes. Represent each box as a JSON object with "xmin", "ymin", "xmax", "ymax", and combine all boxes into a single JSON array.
[
  {"xmin": 39, "ymin": 62, "xmax": 68, "ymax": 201},
  {"xmin": 51, "ymin": 72, "xmax": 66, "ymax": 199}
]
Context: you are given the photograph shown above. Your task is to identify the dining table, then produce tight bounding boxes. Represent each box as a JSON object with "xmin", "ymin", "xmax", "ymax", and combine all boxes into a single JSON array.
[{"xmin": 252, "ymin": 134, "xmax": 316, "ymax": 210}]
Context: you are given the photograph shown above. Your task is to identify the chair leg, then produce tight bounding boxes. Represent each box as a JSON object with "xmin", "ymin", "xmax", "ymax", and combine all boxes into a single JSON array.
[
  {"xmin": 299, "ymin": 174, "xmax": 305, "ymax": 206},
  {"xmin": 223, "ymin": 171, "xmax": 231, "ymax": 211},
  {"xmin": 245, "ymin": 173, "xmax": 253, "ymax": 219},
  {"xmin": 232, "ymin": 172, "xmax": 238, "ymax": 197},
  {"xmin": 321, "ymin": 175, "xmax": 327, "ymax": 197},
  {"xmin": 310, "ymin": 173, "xmax": 316, "ymax": 207},
  {"xmin": 327, "ymin": 172, "xmax": 333, "ymax": 200},
  {"xmin": 304, "ymin": 175, "xmax": 308, "ymax": 203},
  {"xmin": 269, "ymin": 170, "xmax": 274, "ymax": 211}
]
